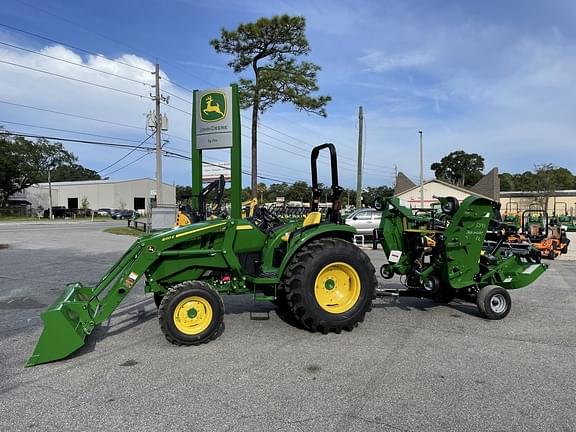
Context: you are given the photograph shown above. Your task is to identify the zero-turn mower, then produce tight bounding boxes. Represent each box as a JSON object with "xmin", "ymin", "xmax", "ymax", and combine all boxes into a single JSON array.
[{"xmin": 521, "ymin": 209, "xmax": 570, "ymax": 260}]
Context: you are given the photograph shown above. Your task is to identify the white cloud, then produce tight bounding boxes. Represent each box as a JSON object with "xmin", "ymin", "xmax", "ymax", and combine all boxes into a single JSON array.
[
  {"xmin": 0, "ymin": 44, "xmax": 197, "ymax": 184},
  {"xmin": 358, "ymin": 49, "xmax": 433, "ymax": 72}
]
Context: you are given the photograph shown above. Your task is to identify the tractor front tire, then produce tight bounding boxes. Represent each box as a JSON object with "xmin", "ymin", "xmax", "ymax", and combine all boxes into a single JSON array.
[
  {"xmin": 158, "ymin": 281, "xmax": 224, "ymax": 346},
  {"xmin": 285, "ymin": 238, "xmax": 376, "ymax": 334},
  {"xmin": 476, "ymin": 285, "xmax": 511, "ymax": 320}
]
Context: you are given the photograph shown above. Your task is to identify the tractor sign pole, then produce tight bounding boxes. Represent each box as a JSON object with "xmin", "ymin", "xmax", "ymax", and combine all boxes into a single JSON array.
[{"xmin": 191, "ymin": 84, "xmax": 242, "ymax": 218}]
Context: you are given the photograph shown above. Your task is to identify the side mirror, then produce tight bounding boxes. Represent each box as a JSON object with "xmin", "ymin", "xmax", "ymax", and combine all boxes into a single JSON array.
[{"xmin": 352, "ymin": 216, "xmax": 358, "ymax": 220}]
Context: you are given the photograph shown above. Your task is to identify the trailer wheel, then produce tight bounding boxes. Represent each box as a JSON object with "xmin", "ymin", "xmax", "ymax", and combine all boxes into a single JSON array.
[
  {"xmin": 380, "ymin": 264, "xmax": 394, "ymax": 279},
  {"xmin": 284, "ymin": 238, "xmax": 376, "ymax": 334},
  {"xmin": 158, "ymin": 281, "xmax": 224, "ymax": 345},
  {"xmin": 441, "ymin": 197, "xmax": 459, "ymax": 216},
  {"xmin": 476, "ymin": 286, "xmax": 511, "ymax": 320}
]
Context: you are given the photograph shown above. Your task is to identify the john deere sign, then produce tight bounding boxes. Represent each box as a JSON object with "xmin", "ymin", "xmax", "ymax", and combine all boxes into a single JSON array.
[{"xmin": 194, "ymin": 87, "xmax": 233, "ymax": 149}]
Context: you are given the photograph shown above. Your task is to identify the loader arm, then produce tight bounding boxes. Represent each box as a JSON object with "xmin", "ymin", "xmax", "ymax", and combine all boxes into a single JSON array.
[{"xmin": 27, "ymin": 220, "xmax": 236, "ymax": 366}]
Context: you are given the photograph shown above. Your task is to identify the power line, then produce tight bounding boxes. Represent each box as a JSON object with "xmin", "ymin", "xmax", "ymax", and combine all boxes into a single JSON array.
[
  {"xmin": 6, "ymin": 131, "xmax": 156, "ymax": 151},
  {"xmin": 0, "ymin": 40, "xmax": 152, "ymax": 86},
  {"xmin": 0, "ymin": 22, "xmax": 153, "ymax": 73},
  {"xmin": 0, "ymin": 59, "xmax": 147, "ymax": 99},
  {"xmin": 98, "ymin": 133, "xmax": 154, "ymax": 174},
  {"xmin": 0, "ymin": 21, "xmax": 390, "ymax": 179},
  {"xmin": 0, "ymin": 19, "xmax": 386, "ymax": 172},
  {"xmin": 161, "ymin": 101, "xmax": 191, "ymax": 116},
  {"xmin": 0, "ymin": 120, "xmax": 150, "ymax": 144},
  {"xmin": 161, "ymin": 89, "xmax": 192, "ymax": 105},
  {"xmin": 5, "ymin": 130, "xmax": 295, "ymax": 184},
  {"xmin": 0, "ymin": 99, "xmax": 144, "ymax": 130},
  {"xmin": 101, "ymin": 151, "xmax": 153, "ymax": 177}
]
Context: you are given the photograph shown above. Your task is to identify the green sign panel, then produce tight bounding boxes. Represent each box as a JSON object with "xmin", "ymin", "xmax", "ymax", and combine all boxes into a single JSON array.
[
  {"xmin": 200, "ymin": 91, "xmax": 227, "ymax": 122},
  {"xmin": 195, "ymin": 87, "xmax": 233, "ymax": 149}
]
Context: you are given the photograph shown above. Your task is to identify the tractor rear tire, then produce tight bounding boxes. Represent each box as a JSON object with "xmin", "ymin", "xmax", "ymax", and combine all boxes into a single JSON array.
[
  {"xmin": 284, "ymin": 238, "xmax": 376, "ymax": 334},
  {"xmin": 158, "ymin": 281, "xmax": 224, "ymax": 346},
  {"xmin": 476, "ymin": 285, "xmax": 511, "ymax": 320}
]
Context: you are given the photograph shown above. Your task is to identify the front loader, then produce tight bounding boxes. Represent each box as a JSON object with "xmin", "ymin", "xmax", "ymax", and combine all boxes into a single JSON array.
[
  {"xmin": 28, "ymin": 144, "xmax": 377, "ymax": 366},
  {"xmin": 376, "ymin": 195, "xmax": 547, "ymax": 320}
]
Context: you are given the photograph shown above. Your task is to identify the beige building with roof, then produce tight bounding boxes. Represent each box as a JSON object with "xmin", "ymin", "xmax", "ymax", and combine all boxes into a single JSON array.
[
  {"xmin": 20, "ymin": 178, "xmax": 175, "ymax": 213},
  {"xmin": 394, "ymin": 168, "xmax": 500, "ymax": 208}
]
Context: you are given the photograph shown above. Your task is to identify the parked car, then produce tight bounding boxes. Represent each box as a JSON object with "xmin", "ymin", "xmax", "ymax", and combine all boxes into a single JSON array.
[
  {"xmin": 111, "ymin": 209, "xmax": 138, "ymax": 220},
  {"xmin": 76, "ymin": 208, "xmax": 93, "ymax": 217},
  {"xmin": 344, "ymin": 208, "xmax": 382, "ymax": 236},
  {"xmin": 43, "ymin": 206, "xmax": 74, "ymax": 218},
  {"xmin": 96, "ymin": 208, "xmax": 112, "ymax": 216}
]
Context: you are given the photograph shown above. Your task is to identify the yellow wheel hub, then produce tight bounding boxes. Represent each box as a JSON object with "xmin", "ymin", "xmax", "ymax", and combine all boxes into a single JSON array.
[
  {"xmin": 173, "ymin": 296, "xmax": 213, "ymax": 335},
  {"xmin": 314, "ymin": 262, "xmax": 361, "ymax": 314}
]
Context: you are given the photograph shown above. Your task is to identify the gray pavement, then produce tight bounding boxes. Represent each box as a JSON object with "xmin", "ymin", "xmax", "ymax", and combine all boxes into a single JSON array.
[{"xmin": 0, "ymin": 222, "xmax": 575, "ymax": 431}]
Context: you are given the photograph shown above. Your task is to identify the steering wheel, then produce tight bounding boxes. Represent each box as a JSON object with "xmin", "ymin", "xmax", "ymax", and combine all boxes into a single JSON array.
[{"xmin": 251, "ymin": 207, "xmax": 283, "ymax": 232}]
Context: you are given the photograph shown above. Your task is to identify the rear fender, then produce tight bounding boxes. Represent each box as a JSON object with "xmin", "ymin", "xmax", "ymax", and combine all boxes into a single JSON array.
[{"xmin": 276, "ymin": 224, "xmax": 355, "ymax": 279}]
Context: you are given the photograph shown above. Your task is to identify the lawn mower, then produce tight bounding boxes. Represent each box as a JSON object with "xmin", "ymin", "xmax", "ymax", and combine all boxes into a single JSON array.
[{"xmin": 375, "ymin": 195, "xmax": 547, "ymax": 320}]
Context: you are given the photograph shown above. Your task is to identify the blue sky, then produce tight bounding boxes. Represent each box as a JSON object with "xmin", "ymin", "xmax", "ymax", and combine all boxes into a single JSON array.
[{"xmin": 0, "ymin": 0, "xmax": 575, "ymax": 189}]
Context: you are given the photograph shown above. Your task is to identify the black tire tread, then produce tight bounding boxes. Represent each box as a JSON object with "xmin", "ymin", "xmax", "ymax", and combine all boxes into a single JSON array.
[
  {"xmin": 158, "ymin": 281, "xmax": 224, "ymax": 346},
  {"xmin": 284, "ymin": 238, "xmax": 376, "ymax": 334},
  {"xmin": 477, "ymin": 285, "xmax": 511, "ymax": 320}
]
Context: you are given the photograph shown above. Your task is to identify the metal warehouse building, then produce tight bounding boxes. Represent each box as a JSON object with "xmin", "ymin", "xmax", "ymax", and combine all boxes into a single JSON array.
[{"xmin": 22, "ymin": 178, "xmax": 176, "ymax": 213}]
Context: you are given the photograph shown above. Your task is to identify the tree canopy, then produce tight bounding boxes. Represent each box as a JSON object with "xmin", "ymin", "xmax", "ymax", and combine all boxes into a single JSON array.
[
  {"xmin": 211, "ymin": 14, "xmax": 331, "ymax": 197},
  {"xmin": 0, "ymin": 130, "xmax": 99, "ymax": 206},
  {"xmin": 500, "ymin": 164, "xmax": 576, "ymax": 192},
  {"xmin": 430, "ymin": 151, "xmax": 485, "ymax": 187}
]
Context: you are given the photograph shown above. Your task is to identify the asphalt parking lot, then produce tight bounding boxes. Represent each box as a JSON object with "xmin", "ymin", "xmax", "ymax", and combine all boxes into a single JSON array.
[{"xmin": 0, "ymin": 222, "xmax": 575, "ymax": 432}]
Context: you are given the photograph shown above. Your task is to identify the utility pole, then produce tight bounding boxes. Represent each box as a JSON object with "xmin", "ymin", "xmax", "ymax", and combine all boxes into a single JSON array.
[
  {"xmin": 356, "ymin": 106, "xmax": 364, "ymax": 209},
  {"xmin": 419, "ymin": 130, "xmax": 424, "ymax": 208},
  {"xmin": 151, "ymin": 63, "xmax": 165, "ymax": 206}
]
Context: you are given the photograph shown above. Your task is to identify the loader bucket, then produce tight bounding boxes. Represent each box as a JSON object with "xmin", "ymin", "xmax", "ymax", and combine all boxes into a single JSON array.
[{"xmin": 27, "ymin": 282, "xmax": 99, "ymax": 367}]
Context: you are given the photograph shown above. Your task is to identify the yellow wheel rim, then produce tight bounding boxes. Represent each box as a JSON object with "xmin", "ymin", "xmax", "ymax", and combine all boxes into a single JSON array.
[
  {"xmin": 173, "ymin": 296, "xmax": 213, "ymax": 335},
  {"xmin": 314, "ymin": 262, "xmax": 361, "ymax": 314}
]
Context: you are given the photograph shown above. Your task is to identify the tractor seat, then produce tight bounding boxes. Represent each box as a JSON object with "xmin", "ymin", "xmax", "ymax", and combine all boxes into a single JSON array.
[{"xmin": 303, "ymin": 211, "xmax": 322, "ymax": 227}]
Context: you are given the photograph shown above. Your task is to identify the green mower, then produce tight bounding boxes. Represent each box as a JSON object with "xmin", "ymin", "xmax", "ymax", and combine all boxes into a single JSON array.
[
  {"xmin": 28, "ymin": 143, "xmax": 377, "ymax": 366},
  {"xmin": 376, "ymin": 195, "xmax": 547, "ymax": 320}
]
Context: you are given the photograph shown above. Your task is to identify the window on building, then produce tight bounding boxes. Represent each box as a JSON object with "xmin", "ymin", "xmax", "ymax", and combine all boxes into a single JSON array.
[
  {"xmin": 134, "ymin": 197, "xmax": 145, "ymax": 210},
  {"xmin": 67, "ymin": 197, "xmax": 78, "ymax": 209}
]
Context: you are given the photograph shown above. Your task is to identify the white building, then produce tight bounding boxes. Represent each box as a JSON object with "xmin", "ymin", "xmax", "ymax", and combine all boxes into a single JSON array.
[{"xmin": 21, "ymin": 178, "xmax": 175, "ymax": 212}]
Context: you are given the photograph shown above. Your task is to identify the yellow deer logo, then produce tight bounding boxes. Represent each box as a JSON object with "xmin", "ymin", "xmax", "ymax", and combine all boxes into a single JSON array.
[{"xmin": 203, "ymin": 95, "xmax": 224, "ymax": 117}]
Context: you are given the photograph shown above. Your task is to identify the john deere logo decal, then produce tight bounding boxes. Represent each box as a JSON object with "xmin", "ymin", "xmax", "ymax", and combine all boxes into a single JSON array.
[{"xmin": 200, "ymin": 92, "xmax": 226, "ymax": 122}]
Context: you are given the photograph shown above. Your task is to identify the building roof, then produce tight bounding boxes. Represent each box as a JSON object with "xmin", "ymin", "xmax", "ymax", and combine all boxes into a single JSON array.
[
  {"xmin": 468, "ymin": 167, "xmax": 500, "ymax": 201},
  {"xmin": 501, "ymin": 190, "xmax": 576, "ymax": 197},
  {"xmin": 396, "ymin": 178, "xmax": 492, "ymax": 200},
  {"xmin": 394, "ymin": 168, "xmax": 501, "ymax": 201},
  {"xmin": 34, "ymin": 178, "xmax": 174, "ymax": 187},
  {"xmin": 394, "ymin": 171, "xmax": 417, "ymax": 195}
]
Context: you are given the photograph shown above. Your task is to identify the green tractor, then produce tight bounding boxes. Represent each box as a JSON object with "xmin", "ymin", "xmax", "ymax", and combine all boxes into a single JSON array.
[
  {"xmin": 28, "ymin": 144, "xmax": 377, "ymax": 366},
  {"xmin": 376, "ymin": 195, "xmax": 547, "ymax": 320}
]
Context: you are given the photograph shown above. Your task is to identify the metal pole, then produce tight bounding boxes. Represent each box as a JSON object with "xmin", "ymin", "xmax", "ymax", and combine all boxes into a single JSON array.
[
  {"xmin": 356, "ymin": 106, "xmax": 364, "ymax": 208},
  {"xmin": 48, "ymin": 167, "xmax": 53, "ymax": 220},
  {"xmin": 419, "ymin": 130, "xmax": 424, "ymax": 208},
  {"xmin": 154, "ymin": 63, "xmax": 163, "ymax": 206}
]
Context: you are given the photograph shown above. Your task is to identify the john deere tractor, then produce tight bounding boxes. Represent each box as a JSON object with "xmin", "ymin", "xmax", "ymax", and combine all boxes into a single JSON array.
[
  {"xmin": 28, "ymin": 144, "xmax": 377, "ymax": 366},
  {"xmin": 376, "ymin": 195, "xmax": 547, "ymax": 320}
]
